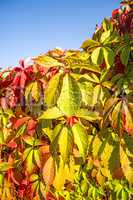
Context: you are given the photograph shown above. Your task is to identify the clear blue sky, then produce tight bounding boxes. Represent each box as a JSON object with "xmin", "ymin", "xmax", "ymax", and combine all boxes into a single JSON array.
[{"xmin": 0, "ymin": 0, "xmax": 120, "ymax": 68}]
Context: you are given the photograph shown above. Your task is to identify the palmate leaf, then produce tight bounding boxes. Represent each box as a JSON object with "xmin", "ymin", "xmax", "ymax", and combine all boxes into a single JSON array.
[
  {"xmin": 57, "ymin": 74, "xmax": 82, "ymax": 116},
  {"xmin": 72, "ymin": 123, "xmax": 88, "ymax": 158},
  {"xmin": 120, "ymin": 145, "xmax": 133, "ymax": 184},
  {"xmin": 58, "ymin": 126, "xmax": 73, "ymax": 163},
  {"xmin": 45, "ymin": 72, "xmax": 62, "ymax": 107}
]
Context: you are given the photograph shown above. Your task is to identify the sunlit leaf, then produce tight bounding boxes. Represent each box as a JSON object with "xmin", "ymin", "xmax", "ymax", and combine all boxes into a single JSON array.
[
  {"xmin": 42, "ymin": 156, "xmax": 55, "ymax": 186},
  {"xmin": 57, "ymin": 74, "xmax": 82, "ymax": 116}
]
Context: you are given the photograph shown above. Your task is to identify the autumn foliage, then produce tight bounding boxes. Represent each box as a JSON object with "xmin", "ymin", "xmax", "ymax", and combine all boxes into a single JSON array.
[{"xmin": 0, "ymin": 1, "xmax": 133, "ymax": 200}]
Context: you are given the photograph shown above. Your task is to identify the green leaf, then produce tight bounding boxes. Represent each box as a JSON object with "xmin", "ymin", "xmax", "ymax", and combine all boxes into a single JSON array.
[
  {"xmin": 72, "ymin": 123, "xmax": 88, "ymax": 157},
  {"xmin": 120, "ymin": 46, "xmax": 130, "ymax": 66},
  {"xmin": 76, "ymin": 109, "xmax": 99, "ymax": 121},
  {"xmin": 38, "ymin": 107, "xmax": 63, "ymax": 119},
  {"xmin": 122, "ymin": 189, "xmax": 128, "ymax": 200},
  {"xmin": 58, "ymin": 126, "xmax": 73, "ymax": 163},
  {"xmin": 57, "ymin": 74, "xmax": 82, "ymax": 116},
  {"xmin": 91, "ymin": 47, "xmax": 103, "ymax": 65},
  {"xmin": 81, "ymin": 39, "xmax": 99, "ymax": 49},
  {"xmin": 45, "ymin": 73, "xmax": 62, "ymax": 107},
  {"xmin": 102, "ymin": 47, "xmax": 114, "ymax": 68},
  {"xmin": 34, "ymin": 55, "xmax": 63, "ymax": 68}
]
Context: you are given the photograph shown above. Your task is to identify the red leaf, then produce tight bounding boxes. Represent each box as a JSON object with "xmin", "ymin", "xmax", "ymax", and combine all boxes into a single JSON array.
[
  {"xmin": 20, "ymin": 71, "xmax": 28, "ymax": 88},
  {"xmin": 13, "ymin": 74, "xmax": 21, "ymax": 88},
  {"xmin": 27, "ymin": 119, "xmax": 37, "ymax": 131},
  {"xmin": 8, "ymin": 140, "xmax": 17, "ymax": 149},
  {"xmin": 46, "ymin": 192, "xmax": 57, "ymax": 200},
  {"xmin": 13, "ymin": 117, "xmax": 30, "ymax": 129},
  {"xmin": 112, "ymin": 9, "xmax": 119, "ymax": 19},
  {"xmin": 66, "ymin": 116, "xmax": 78, "ymax": 126},
  {"xmin": 0, "ymin": 97, "xmax": 8, "ymax": 109}
]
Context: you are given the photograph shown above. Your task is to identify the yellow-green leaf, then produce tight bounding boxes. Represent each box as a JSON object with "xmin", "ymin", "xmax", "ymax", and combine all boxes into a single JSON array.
[
  {"xmin": 120, "ymin": 145, "xmax": 133, "ymax": 184},
  {"xmin": 57, "ymin": 74, "xmax": 82, "ymax": 116},
  {"xmin": 58, "ymin": 126, "xmax": 73, "ymax": 163},
  {"xmin": 102, "ymin": 47, "xmax": 114, "ymax": 68},
  {"xmin": 91, "ymin": 47, "xmax": 103, "ymax": 65},
  {"xmin": 45, "ymin": 73, "xmax": 62, "ymax": 107},
  {"xmin": 72, "ymin": 123, "xmax": 88, "ymax": 157},
  {"xmin": 34, "ymin": 55, "xmax": 63, "ymax": 68},
  {"xmin": 38, "ymin": 107, "xmax": 63, "ymax": 120}
]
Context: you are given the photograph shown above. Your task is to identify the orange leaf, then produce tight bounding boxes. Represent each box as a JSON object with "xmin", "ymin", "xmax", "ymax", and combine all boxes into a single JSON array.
[
  {"xmin": 122, "ymin": 102, "xmax": 133, "ymax": 135},
  {"xmin": 42, "ymin": 156, "xmax": 55, "ymax": 186},
  {"xmin": 13, "ymin": 117, "xmax": 30, "ymax": 129}
]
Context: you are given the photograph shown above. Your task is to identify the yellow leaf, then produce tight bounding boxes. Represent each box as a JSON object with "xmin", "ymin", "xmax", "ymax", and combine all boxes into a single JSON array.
[
  {"xmin": 53, "ymin": 156, "xmax": 75, "ymax": 191},
  {"xmin": 120, "ymin": 145, "xmax": 133, "ymax": 184}
]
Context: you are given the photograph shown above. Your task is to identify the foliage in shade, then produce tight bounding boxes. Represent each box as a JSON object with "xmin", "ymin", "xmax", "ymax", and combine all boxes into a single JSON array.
[{"xmin": 0, "ymin": 0, "xmax": 133, "ymax": 199}]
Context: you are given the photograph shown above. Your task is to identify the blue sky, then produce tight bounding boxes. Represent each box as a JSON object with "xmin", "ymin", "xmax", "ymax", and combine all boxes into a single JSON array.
[{"xmin": 0, "ymin": 0, "xmax": 120, "ymax": 68}]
